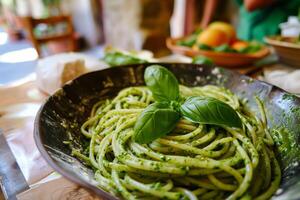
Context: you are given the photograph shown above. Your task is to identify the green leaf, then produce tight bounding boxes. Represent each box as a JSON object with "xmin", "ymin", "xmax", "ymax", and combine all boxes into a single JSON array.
[
  {"xmin": 180, "ymin": 96, "xmax": 242, "ymax": 128},
  {"xmin": 102, "ymin": 52, "xmax": 147, "ymax": 67},
  {"xmin": 177, "ymin": 35, "xmax": 197, "ymax": 47},
  {"xmin": 213, "ymin": 44, "xmax": 237, "ymax": 53},
  {"xmin": 192, "ymin": 56, "xmax": 214, "ymax": 65},
  {"xmin": 238, "ymin": 42, "xmax": 262, "ymax": 54},
  {"xmin": 198, "ymin": 43, "xmax": 212, "ymax": 50},
  {"xmin": 134, "ymin": 102, "xmax": 181, "ymax": 144},
  {"xmin": 176, "ymin": 29, "xmax": 202, "ymax": 47},
  {"xmin": 193, "ymin": 28, "xmax": 202, "ymax": 35},
  {"xmin": 144, "ymin": 65, "xmax": 179, "ymax": 102}
]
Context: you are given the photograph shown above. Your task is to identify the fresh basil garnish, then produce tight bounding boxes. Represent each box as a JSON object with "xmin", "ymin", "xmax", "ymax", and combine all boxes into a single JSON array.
[
  {"xmin": 134, "ymin": 102, "xmax": 180, "ymax": 144},
  {"xmin": 180, "ymin": 96, "xmax": 242, "ymax": 128},
  {"xmin": 144, "ymin": 65, "xmax": 179, "ymax": 102},
  {"xmin": 133, "ymin": 65, "xmax": 243, "ymax": 144}
]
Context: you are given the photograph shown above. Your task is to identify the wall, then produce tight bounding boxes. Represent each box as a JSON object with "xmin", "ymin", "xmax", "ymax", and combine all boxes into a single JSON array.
[
  {"xmin": 170, "ymin": 0, "xmax": 186, "ymax": 37},
  {"xmin": 68, "ymin": 0, "xmax": 101, "ymax": 47}
]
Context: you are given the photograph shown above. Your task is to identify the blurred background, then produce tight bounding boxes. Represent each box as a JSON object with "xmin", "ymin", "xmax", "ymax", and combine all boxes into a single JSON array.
[
  {"xmin": 0, "ymin": 0, "xmax": 300, "ymax": 87},
  {"xmin": 0, "ymin": 0, "xmax": 243, "ymax": 84}
]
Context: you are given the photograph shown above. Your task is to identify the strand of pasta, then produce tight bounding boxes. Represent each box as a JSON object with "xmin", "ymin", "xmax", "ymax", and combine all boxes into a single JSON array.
[{"xmin": 72, "ymin": 85, "xmax": 281, "ymax": 200}]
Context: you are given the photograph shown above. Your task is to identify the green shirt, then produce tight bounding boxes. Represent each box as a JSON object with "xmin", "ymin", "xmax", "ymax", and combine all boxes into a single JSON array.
[{"xmin": 236, "ymin": 0, "xmax": 300, "ymax": 42}]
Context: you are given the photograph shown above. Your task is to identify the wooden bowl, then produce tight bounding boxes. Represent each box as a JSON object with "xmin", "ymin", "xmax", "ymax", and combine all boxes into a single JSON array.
[
  {"xmin": 265, "ymin": 36, "xmax": 300, "ymax": 68},
  {"xmin": 166, "ymin": 37, "xmax": 270, "ymax": 67}
]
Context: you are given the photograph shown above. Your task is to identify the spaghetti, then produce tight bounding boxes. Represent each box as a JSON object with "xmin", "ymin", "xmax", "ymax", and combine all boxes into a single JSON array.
[{"xmin": 74, "ymin": 85, "xmax": 281, "ymax": 200}]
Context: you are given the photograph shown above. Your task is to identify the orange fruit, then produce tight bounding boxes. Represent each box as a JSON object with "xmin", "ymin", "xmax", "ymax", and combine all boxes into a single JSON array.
[
  {"xmin": 197, "ymin": 28, "xmax": 229, "ymax": 47},
  {"xmin": 192, "ymin": 44, "xmax": 199, "ymax": 51},
  {"xmin": 231, "ymin": 41, "xmax": 249, "ymax": 51},
  {"xmin": 208, "ymin": 21, "xmax": 236, "ymax": 43}
]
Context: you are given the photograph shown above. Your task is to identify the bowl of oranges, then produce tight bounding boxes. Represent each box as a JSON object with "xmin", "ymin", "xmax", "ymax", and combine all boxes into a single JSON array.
[{"xmin": 166, "ymin": 22, "xmax": 270, "ymax": 67}]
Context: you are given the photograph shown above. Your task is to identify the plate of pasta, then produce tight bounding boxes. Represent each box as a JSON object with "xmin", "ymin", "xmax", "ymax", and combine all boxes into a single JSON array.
[{"xmin": 35, "ymin": 63, "xmax": 300, "ymax": 200}]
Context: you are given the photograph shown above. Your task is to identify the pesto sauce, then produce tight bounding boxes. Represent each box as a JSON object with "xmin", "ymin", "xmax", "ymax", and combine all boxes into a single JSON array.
[
  {"xmin": 268, "ymin": 93, "xmax": 300, "ymax": 168},
  {"xmin": 272, "ymin": 127, "xmax": 300, "ymax": 165},
  {"xmin": 282, "ymin": 93, "xmax": 298, "ymax": 101}
]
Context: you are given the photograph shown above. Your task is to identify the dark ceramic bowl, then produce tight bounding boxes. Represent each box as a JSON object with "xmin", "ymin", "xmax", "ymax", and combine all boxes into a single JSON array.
[{"xmin": 34, "ymin": 63, "xmax": 300, "ymax": 200}]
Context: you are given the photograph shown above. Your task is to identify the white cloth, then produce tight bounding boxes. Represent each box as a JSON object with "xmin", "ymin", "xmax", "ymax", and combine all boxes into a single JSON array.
[
  {"xmin": 263, "ymin": 64, "xmax": 300, "ymax": 94},
  {"xmin": 36, "ymin": 53, "xmax": 108, "ymax": 94}
]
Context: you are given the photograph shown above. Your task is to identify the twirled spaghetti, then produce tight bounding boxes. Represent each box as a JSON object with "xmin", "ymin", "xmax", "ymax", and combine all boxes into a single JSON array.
[{"xmin": 73, "ymin": 85, "xmax": 281, "ymax": 200}]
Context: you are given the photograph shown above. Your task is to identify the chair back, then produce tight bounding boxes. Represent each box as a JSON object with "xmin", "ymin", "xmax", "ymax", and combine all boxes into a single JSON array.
[{"xmin": 23, "ymin": 15, "xmax": 77, "ymax": 57}]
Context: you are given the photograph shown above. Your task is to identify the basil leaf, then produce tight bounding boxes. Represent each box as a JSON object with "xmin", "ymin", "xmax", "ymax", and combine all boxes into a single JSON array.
[
  {"xmin": 193, "ymin": 28, "xmax": 202, "ymax": 35},
  {"xmin": 198, "ymin": 43, "xmax": 212, "ymax": 50},
  {"xmin": 176, "ymin": 28, "xmax": 202, "ymax": 47},
  {"xmin": 238, "ymin": 44, "xmax": 261, "ymax": 54},
  {"xmin": 102, "ymin": 52, "xmax": 147, "ymax": 67},
  {"xmin": 134, "ymin": 102, "xmax": 181, "ymax": 144},
  {"xmin": 213, "ymin": 44, "xmax": 237, "ymax": 53},
  {"xmin": 192, "ymin": 56, "xmax": 214, "ymax": 65},
  {"xmin": 177, "ymin": 35, "xmax": 197, "ymax": 47},
  {"xmin": 144, "ymin": 65, "xmax": 179, "ymax": 102},
  {"xmin": 180, "ymin": 96, "xmax": 242, "ymax": 128}
]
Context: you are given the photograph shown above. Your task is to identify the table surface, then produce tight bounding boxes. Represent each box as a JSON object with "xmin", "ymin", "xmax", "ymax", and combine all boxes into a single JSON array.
[{"xmin": 0, "ymin": 78, "xmax": 104, "ymax": 199}]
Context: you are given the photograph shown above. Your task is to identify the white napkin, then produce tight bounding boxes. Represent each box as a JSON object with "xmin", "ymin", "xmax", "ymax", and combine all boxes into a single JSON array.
[
  {"xmin": 263, "ymin": 64, "xmax": 300, "ymax": 94},
  {"xmin": 1, "ymin": 103, "xmax": 53, "ymax": 185},
  {"xmin": 36, "ymin": 53, "xmax": 108, "ymax": 94}
]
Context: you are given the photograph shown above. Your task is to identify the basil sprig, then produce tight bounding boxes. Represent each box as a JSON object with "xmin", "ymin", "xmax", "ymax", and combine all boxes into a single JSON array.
[
  {"xmin": 133, "ymin": 65, "xmax": 242, "ymax": 144},
  {"xmin": 144, "ymin": 65, "xmax": 179, "ymax": 102},
  {"xmin": 134, "ymin": 102, "xmax": 181, "ymax": 144},
  {"xmin": 180, "ymin": 96, "xmax": 242, "ymax": 128}
]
